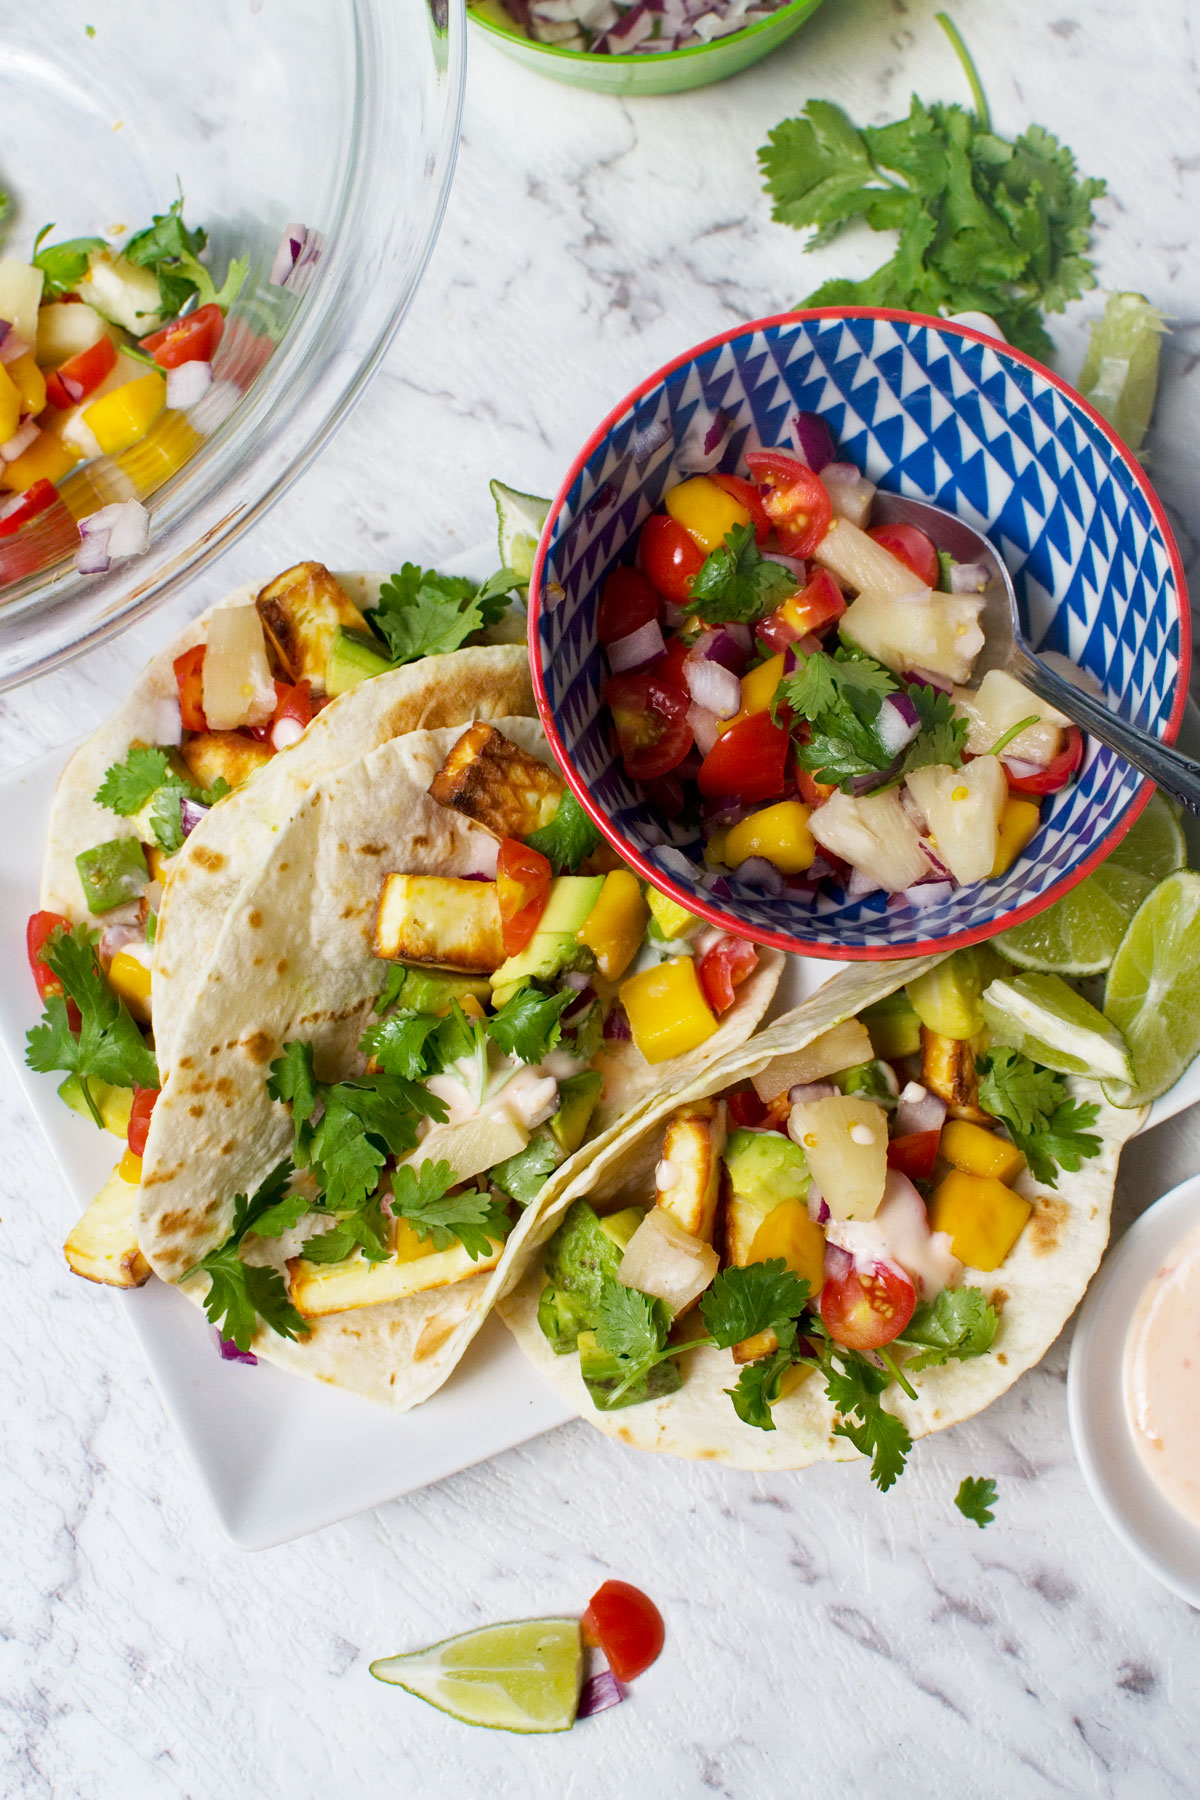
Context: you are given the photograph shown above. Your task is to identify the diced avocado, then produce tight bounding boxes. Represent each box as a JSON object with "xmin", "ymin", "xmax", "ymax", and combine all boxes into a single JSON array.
[
  {"xmin": 325, "ymin": 626, "xmax": 393, "ymax": 698},
  {"xmin": 537, "ymin": 1283, "xmax": 596, "ymax": 1354},
  {"xmin": 906, "ymin": 949, "xmax": 1000, "ymax": 1041},
  {"xmin": 76, "ymin": 836, "xmax": 148, "ymax": 915},
  {"xmin": 549, "ymin": 1071, "xmax": 604, "ymax": 1157},
  {"xmin": 861, "ymin": 990, "xmax": 922, "ymax": 1060},
  {"xmin": 386, "ymin": 965, "xmax": 492, "ymax": 1017},
  {"xmin": 539, "ymin": 875, "xmax": 606, "ymax": 935},
  {"xmin": 724, "ymin": 1127, "xmax": 810, "ymax": 1207},
  {"xmin": 491, "ymin": 1128, "xmax": 563, "ymax": 1207},
  {"xmin": 543, "ymin": 1199, "xmax": 645, "ymax": 1311},
  {"xmin": 646, "ymin": 887, "xmax": 701, "ymax": 940},
  {"xmin": 578, "ymin": 1329, "xmax": 683, "ymax": 1411},
  {"xmin": 58, "ymin": 1075, "xmax": 134, "ymax": 1137},
  {"xmin": 832, "ymin": 1061, "xmax": 898, "ymax": 1108},
  {"xmin": 490, "ymin": 882, "xmax": 602, "ymax": 997}
]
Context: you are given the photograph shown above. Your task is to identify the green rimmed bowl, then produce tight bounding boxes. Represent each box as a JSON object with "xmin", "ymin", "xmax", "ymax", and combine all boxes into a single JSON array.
[{"xmin": 467, "ymin": 0, "xmax": 825, "ymax": 94}]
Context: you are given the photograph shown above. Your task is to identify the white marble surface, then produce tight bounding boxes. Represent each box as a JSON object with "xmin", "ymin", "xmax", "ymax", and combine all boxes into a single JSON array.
[{"xmin": 4, "ymin": 2, "xmax": 1200, "ymax": 1794}]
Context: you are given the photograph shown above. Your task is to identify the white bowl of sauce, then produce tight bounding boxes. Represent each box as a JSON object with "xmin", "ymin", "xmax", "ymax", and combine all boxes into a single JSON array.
[{"xmin": 1069, "ymin": 1172, "xmax": 1200, "ymax": 1609}]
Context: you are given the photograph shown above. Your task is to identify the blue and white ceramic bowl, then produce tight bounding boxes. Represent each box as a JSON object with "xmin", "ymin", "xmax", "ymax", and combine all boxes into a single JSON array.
[{"xmin": 529, "ymin": 309, "xmax": 1191, "ymax": 961}]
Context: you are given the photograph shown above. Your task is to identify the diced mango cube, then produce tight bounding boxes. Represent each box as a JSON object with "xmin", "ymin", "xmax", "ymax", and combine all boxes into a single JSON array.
[
  {"xmin": 117, "ymin": 408, "xmax": 202, "ymax": 495},
  {"xmin": 940, "ymin": 1119, "xmax": 1026, "ymax": 1184},
  {"xmin": 619, "ymin": 957, "xmax": 717, "ymax": 1063},
  {"xmin": 0, "ymin": 429, "xmax": 80, "ymax": 492},
  {"xmin": 107, "ymin": 949, "xmax": 152, "ymax": 1024},
  {"xmin": 0, "ymin": 363, "xmax": 22, "ymax": 442},
  {"xmin": 118, "ymin": 1149, "xmax": 143, "ymax": 1184},
  {"xmin": 721, "ymin": 652, "xmax": 785, "ymax": 732},
  {"xmin": 7, "ymin": 352, "xmax": 46, "ymax": 417},
  {"xmin": 82, "ymin": 372, "xmax": 166, "ymax": 456},
  {"xmin": 576, "ymin": 869, "xmax": 649, "ymax": 980},
  {"xmin": 991, "ymin": 796, "xmax": 1043, "ymax": 876},
  {"xmin": 646, "ymin": 885, "xmax": 700, "ymax": 940},
  {"xmin": 747, "ymin": 1197, "xmax": 826, "ymax": 1293},
  {"xmin": 663, "ymin": 475, "xmax": 751, "ymax": 553},
  {"xmin": 724, "ymin": 800, "xmax": 814, "ymax": 874},
  {"xmin": 929, "ymin": 1167, "xmax": 1031, "ymax": 1271}
]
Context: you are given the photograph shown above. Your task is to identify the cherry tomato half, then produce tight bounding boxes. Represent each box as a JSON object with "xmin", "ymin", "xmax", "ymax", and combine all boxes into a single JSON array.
[
  {"xmin": 868, "ymin": 522, "xmax": 940, "ymax": 590},
  {"xmin": 638, "ymin": 513, "xmax": 705, "ymax": 602},
  {"xmin": 127, "ymin": 1086, "xmax": 161, "ymax": 1158},
  {"xmin": 1003, "ymin": 725, "xmax": 1084, "ymax": 795},
  {"xmin": 697, "ymin": 709, "xmax": 790, "ymax": 804},
  {"xmin": 582, "ymin": 1580, "xmax": 665, "ymax": 1683},
  {"xmin": 496, "ymin": 837, "xmax": 552, "ymax": 955},
  {"xmin": 709, "ymin": 472, "xmax": 771, "ymax": 545},
  {"xmin": 650, "ymin": 635, "xmax": 692, "ymax": 696},
  {"xmin": 597, "ymin": 566, "xmax": 661, "ymax": 648},
  {"xmin": 820, "ymin": 1258, "xmax": 917, "ymax": 1352},
  {"xmin": 758, "ymin": 566, "xmax": 846, "ymax": 652},
  {"xmin": 607, "ymin": 671, "xmax": 694, "ymax": 782},
  {"xmin": 44, "ymin": 334, "xmax": 117, "ymax": 410},
  {"xmin": 697, "ymin": 935, "xmax": 759, "ymax": 1015},
  {"xmin": 886, "ymin": 1128, "xmax": 942, "ymax": 1183},
  {"xmin": 173, "ymin": 643, "xmax": 208, "ymax": 734},
  {"xmin": 27, "ymin": 910, "xmax": 71, "ymax": 1002},
  {"xmin": 727, "ymin": 1087, "xmax": 769, "ymax": 1128},
  {"xmin": 745, "ymin": 451, "xmax": 833, "ymax": 557},
  {"xmin": 140, "ymin": 303, "xmax": 225, "ymax": 370},
  {"xmin": 0, "ymin": 480, "xmax": 59, "ymax": 540}
]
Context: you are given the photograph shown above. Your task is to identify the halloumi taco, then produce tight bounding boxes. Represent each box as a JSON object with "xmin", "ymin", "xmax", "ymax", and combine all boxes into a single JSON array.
[{"xmin": 500, "ymin": 948, "xmax": 1143, "ymax": 1483}]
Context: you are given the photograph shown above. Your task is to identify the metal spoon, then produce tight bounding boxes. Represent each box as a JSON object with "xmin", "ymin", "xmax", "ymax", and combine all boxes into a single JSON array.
[{"xmin": 871, "ymin": 491, "xmax": 1200, "ymax": 817}]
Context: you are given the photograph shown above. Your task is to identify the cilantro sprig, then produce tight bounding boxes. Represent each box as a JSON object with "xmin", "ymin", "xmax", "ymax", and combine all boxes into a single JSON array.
[
  {"xmin": 389, "ymin": 1160, "xmax": 511, "ymax": 1260},
  {"xmin": 976, "ymin": 1047, "xmax": 1102, "ymax": 1186},
  {"xmin": 25, "ymin": 925, "xmax": 158, "ymax": 1125},
  {"xmin": 955, "ymin": 1475, "xmax": 998, "ymax": 1528},
  {"xmin": 683, "ymin": 523, "xmax": 797, "ymax": 627},
  {"xmin": 184, "ymin": 1161, "xmax": 310, "ymax": 1353},
  {"xmin": 780, "ymin": 647, "xmax": 966, "ymax": 793},
  {"xmin": 369, "ymin": 564, "xmax": 517, "ymax": 665},
  {"xmin": 32, "ymin": 226, "xmax": 106, "ymax": 300},
  {"xmin": 94, "ymin": 745, "xmax": 230, "ymax": 853}
]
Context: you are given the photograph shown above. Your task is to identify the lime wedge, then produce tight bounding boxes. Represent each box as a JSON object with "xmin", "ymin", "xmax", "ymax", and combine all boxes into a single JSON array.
[
  {"xmin": 1077, "ymin": 292, "xmax": 1167, "ymax": 457},
  {"xmin": 490, "ymin": 479, "xmax": 551, "ymax": 585},
  {"xmin": 370, "ymin": 1618, "xmax": 583, "ymax": 1733},
  {"xmin": 982, "ymin": 971, "xmax": 1133, "ymax": 1083},
  {"xmin": 1103, "ymin": 871, "xmax": 1200, "ymax": 1106},
  {"xmin": 996, "ymin": 793, "xmax": 1183, "ymax": 975}
]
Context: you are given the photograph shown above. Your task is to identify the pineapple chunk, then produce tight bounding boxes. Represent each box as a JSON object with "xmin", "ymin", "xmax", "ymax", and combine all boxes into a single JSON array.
[
  {"xmin": 428, "ymin": 723, "xmax": 564, "ymax": 841},
  {"xmin": 399, "ymin": 1112, "xmax": 529, "ymax": 1187},
  {"xmin": 840, "ymin": 590, "xmax": 985, "ymax": 684},
  {"xmin": 179, "ymin": 730, "xmax": 274, "ymax": 793},
  {"xmin": 375, "ymin": 874, "xmax": 505, "ymax": 971},
  {"xmin": 813, "ymin": 519, "xmax": 929, "ymax": 600},
  {"xmin": 921, "ymin": 1027, "xmax": 989, "ymax": 1121},
  {"xmin": 953, "ymin": 670, "xmax": 1068, "ymax": 764},
  {"xmin": 288, "ymin": 1233, "xmax": 504, "ymax": 1316},
  {"xmin": 654, "ymin": 1100, "xmax": 726, "ymax": 1242},
  {"xmin": 256, "ymin": 562, "xmax": 370, "ymax": 690},
  {"xmin": 788, "ymin": 1095, "xmax": 888, "ymax": 1222},
  {"xmin": 808, "ymin": 789, "xmax": 931, "ymax": 893},
  {"xmin": 64, "ymin": 1163, "xmax": 151, "ymax": 1288},
  {"xmin": 906, "ymin": 758, "xmax": 1007, "ymax": 885},
  {"xmin": 751, "ymin": 1017, "xmax": 873, "ymax": 1103}
]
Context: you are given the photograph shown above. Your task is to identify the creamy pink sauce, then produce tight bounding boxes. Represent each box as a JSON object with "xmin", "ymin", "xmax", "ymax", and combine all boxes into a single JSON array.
[{"xmin": 1124, "ymin": 1222, "xmax": 1200, "ymax": 1529}]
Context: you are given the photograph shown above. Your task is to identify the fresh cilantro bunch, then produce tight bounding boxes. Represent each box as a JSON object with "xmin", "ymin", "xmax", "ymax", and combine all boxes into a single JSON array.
[
  {"xmin": 369, "ymin": 564, "xmax": 518, "ymax": 665},
  {"xmin": 524, "ymin": 789, "xmax": 600, "ymax": 873},
  {"xmin": 25, "ymin": 925, "xmax": 159, "ymax": 1126},
  {"xmin": 779, "ymin": 647, "xmax": 966, "ymax": 793},
  {"xmin": 757, "ymin": 14, "xmax": 1105, "ymax": 361},
  {"xmin": 95, "ymin": 745, "xmax": 231, "ymax": 854},
  {"xmin": 683, "ymin": 523, "xmax": 797, "ymax": 627},
  {"xmin": 184, "ymin": 1161, "xmax": 311, "ymax": 1352},
  {"xmin": 976, "ymin": 1047, "xmax": 1101, "ymax": 1186}
]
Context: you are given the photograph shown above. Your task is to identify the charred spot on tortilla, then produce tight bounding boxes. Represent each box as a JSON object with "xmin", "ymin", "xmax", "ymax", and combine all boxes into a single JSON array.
[
  {"xmin": 220, "ymin": 1141, "xmax": 235, "ymax": 1156},
  {"xmin": 248, "ymin": 910, "xmax": 263, "ymax": 929},
  {"xmin": 358, "ymin": 844, "xmax": 386, "ymax": 856},
  {"xmin": 428, "ymin": 721, "xmax": 563, "ymax": 841},
  {"xmin": 1030, "ymin": 1197, "xmax": 1068, "ymax": 1254},
  {"xmin": 190, "ymin": 845, "xmax": 226, "ymax": 873},
  {"xmin": 188, "ymin": 1104, "xmax": 203, "ymax": 1119},
  {"xmin": 996, "ymin": 1352, "xmax": 1008, "ymax": 1365},
  {"xmin": 178, "ymin": 1056, "xmax": 193, "ymax": 1070},
  {"xmin": 244, "ymin": 1031, "xmax": 275, "ymax": 1064},
  {"xmin": 276, "ymin": 958, "xmax": 288, "ymax": 976},
  {"xmin": 415, "ymin": 1316, "xmax": 460, "ymax": 1361},
  {"xmin": 991, "ymin": 1289, "xmax": 1010, "ymax": 1312}
]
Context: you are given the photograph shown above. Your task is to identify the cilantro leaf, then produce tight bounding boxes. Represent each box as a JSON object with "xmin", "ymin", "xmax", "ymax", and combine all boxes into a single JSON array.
[
  {"xmin": 370, "ymin": 564, "xmax": 509, "ymax": 664},
  {"xmin": 898, "ymin": 1285, "xmax": 997, "ymax": 1371},
  {"xmin": 122, "ymin": 196, "xmax": 208, "ymax": 314},
  {"xmin": 594, "ymin": 1280, "xmax": 670, "ymax": 1368},
  {"xmin": 185, "ymin": 1160, "xmax": 310, "ymax": 1352},
  {"xmin": 700, "ymin": 1260, "xmax": 811, "ymax": 1350},
  {"xmin": 309, "ymin": 1096, "xmax": 389, "ymax": 1212},
  {"xmin": 169, "ymin": 247, "xmax": 248, "ymax": 312},
  {"xmin": 812, "ymin": 1329, "xmax": 912, "ymax": 1491},
  {"xmin": 267, "ymin": 1041, "xmax": 320, "ymax": 1162},
  {"xmin": 955, "ymin": 1475, "xmax": 998, "ymax": 1528},
  {"xmin": 32, "ymin": 226, "xmax": 107, "ymax": 300},
  {"xmin": 487, "ymin": 985, "xmax": 574, "ymax": 1065},
  {"xmin": 390, "ymin": 1160, "xmax": 511, "ymax": 1259},
  {"xmin": 684, "ymin": 523, "xmax": 797, "ymax": 626},
  {"xmin": 95, "ymin": 746, "xmax": 173, "ymax": 815},
  {"xmin": 146, "ymin": 777, "xmax": 230, "ymax": 854},
  {"xmin": 490, "ymin": 1130, "xmax": 562, "ymax": 1207},
  {"xmin": 779, "ymin": 647, "xmax": 896, "ymax": 723},
  {"xmin": 901, "ymin": 684, "xmax": 968, "ymax": 775},
  {"xmin": 362, "ymin": 1008, "xmax": 445, "ymax": 1081},
  {"xmin": 523, "ymin": 789, "xmax": 600, "ymax": 873},
  {"xmin": 976, "ymin": 1047, "xmax": 1101, "ymax": 1187},
  {"xmin": 26, "ymin": 926, "xmax": 159, "ymax": 1107},
  {"xmin": 373, "ymin": 963, "xmax": 409, "ymax": 1016},
  {"xmin": 1016, "ymin": 1097, "xmax": 1103, "ymax": 1188},
  {"xmin": 727, "ymin": 1333, "xmax": 803, "ymax": 1431},
  {"xmin": 300, "ymin": 1195, "xmax": 392, "ymax": 1265}
]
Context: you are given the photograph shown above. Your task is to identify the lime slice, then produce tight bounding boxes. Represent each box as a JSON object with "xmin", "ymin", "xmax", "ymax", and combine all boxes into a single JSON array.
[
  {"xmin": 982, "ymin": 971, "xmax": 1133, "ymax": 1083},
  {"xmin": 996, "ymin": 793, "xmax": 1183, "ymax": 975},
  {"xmin": 490, "ymin": 479, "xmax": 551, "ymax": 585},
  {"xmin": 1103, "ymin": 871, "xmax": 1200, "ymax": 1106},
  {"xmin": 370, "ymin": 1618, "xmax": 583, "ymax": 1733},
  {"xmin": 1077, "ymin": 292, "xmax": 1167, "ymax": 457}
]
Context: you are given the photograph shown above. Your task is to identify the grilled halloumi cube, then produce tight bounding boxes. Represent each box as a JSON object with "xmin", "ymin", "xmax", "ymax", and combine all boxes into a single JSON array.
[
  {"xmin": 654, "ymin": 1099, "xmax": 726, "ymax": 1243},
  {"xmin": 64, "ymin": 1163, "xmax": 151, "ymax": 1288},
  {"xmin": 179, "ymin": 730, "xmax": 274, "ymax": 793},
  {"xmin": 921, "ymin": 1027, "xmax": 989, "ymax": 1121},
  {"xmin": 375, "ymin": 873, "xmax": 505, "ymax": 971},
  {"xmin": 288, "ymin": 1221, "xmax": 505, "ymax": 1317},
  {"xmin": 428, "ymin": 723, "xmax": 564, "ymax": 841},
  {"xmin": 256, "ymin": 561, "xmax": 370, "ymax": 689}
]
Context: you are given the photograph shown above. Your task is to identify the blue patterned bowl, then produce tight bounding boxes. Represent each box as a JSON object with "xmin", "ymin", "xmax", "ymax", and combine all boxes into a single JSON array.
[{"xmin": 529, "ymin": 309, "xmax": 1190, "ymax": 962}]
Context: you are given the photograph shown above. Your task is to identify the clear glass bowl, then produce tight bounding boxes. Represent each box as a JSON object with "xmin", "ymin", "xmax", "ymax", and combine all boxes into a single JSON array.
[{"xmin": 0, "ymin": 0, "xmax": 464, "ymax": 687}]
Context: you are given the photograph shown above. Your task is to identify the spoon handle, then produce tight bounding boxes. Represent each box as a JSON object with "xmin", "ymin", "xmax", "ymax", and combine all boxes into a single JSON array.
[{"xmin": 1013, "ymin": 651, "xmax": 1200, "ymax": 818}]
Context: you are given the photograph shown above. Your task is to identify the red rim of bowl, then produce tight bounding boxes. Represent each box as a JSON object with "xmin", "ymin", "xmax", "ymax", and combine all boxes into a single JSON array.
[{"xmin": 528, "ymin": 306, "xmax": 1192, "ymax": 962}]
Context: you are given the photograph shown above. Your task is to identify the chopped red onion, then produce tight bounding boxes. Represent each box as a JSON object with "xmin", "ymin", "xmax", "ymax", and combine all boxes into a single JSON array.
[
  {"xmin": 180, "ymin": 797, "xmax": 210, "ymax": 837},
  {"xmin": 154, "ymin": 693, "xmax": 183, "ymax": 747},
  {"xmin": 562, "ymin": 983, "xmax": 597, "ymax": 1022},
  {"xmin": 677, "ymin": 406, "xmax": 730, "ymax": 473},
  {"xmin": 876, "ymin": 693, "xmax": 921, "ymax": 757},
  {"xmin": 0, "ymin": 328, "xmax": 31, "ymax": 366},
  {"xmin": 917, "ymin": 839, "xmax": 952, "ymax": 882},
  {"xmin": 1002, "ymin": 755, "xmax": 1044, "ymax": 781},
  {"xmin": 166, "ymin": 358, "xmax": 213, "ymax": 411},
  {"xmin": 900, "ymin": 787, "xmax": 928, "ymax": 834},
  {"xmin": 271, "ymin": 714, "xmax": 306, "ymax": 752},
  {"xmin": 761, "ymin": 551, "xmax": 806, "ymax": 581},
  {"xmin": 662, "ymin": 601, "xmax": 690, "ymax": 631},
  {"xmin": 821, "ymin": 462, "xmax": 875, "ymax": 528},
  {"xmin": 895, "ymin": 879, "xmax": 953, "ymax": 909},
  {"xmin": 563, "ymin": 970, "xmax": 593, "ymax": 992},
  {"xmin": 603, "ymin": 1002, "xmax": 631, "ymax": 1042},
  {"xmin": 792, "ymin": 412, "xmax": 836, "ymax": 473},
  {"xmin": 0, "ymin": 419, "xmax": 40, "ymax": 463},
  {"xmin": 216, "ymin": 1330, "xmax": 257, "ymax": 1366},
  {"xmin": 846, "ymin": 865, "xmax": 883, "ymax": 898},
  {"xmin": 687, "ymin": 701, "xmax": 721, "ymax": 757},
  {"xmin": 608, "ymin": 617, "xmax": 665, "ymax": 673},
  {"xmin": 703, "ymin": 410, "xmax": 729, "ymax": 455},
  {"xmin": 578, "ymin": 1670, "xmax": 625, "ymax": 1717},
  {"xmin": 270, "ymin": 223, "xmax": 325, "ymax": 295},
  {"xmin": 75, "ymin": 532, "xmax": 111, "ymax": 575},
  {"xmin": 848, "ymin": 759, "xmax": 900, "ymax": 798},
  {"xmin": 902, "ymin": 667, "xmax": 953, "ymax": 696},
  {"xmin": 186, "ymin": 376, "xmax": 240, "ymax": 434},
  {"xmin": 948, "ymin": 561, "xmax": 989, "ymax": 594},
  {"xmin": 106, "ymin": 499, "xmax": 149, "ymax": 559},
  {"xmin": 895, "ymin": 1082, "xmax": 947, "ymax": 1137},
  {"xmin": 697, "ymin": 621, "xmax": 753, "ymax": 669},
  {"xmin": 684, "ymin": 655, "xmax": 740, "ymax": 720},
  {"xmin": 789, "ymin": 1080, "xmax": 838, "ymax": 1104},
  {"xmin": 807, "ymin": 1184, "xmax": 831, "ymax": 1225},
  {"xmin": 100, "ymin": 922, "xmax": 144, "ymax": 961},
  {"xmin": 733, "ymin": 856, "xmax": 784, "ymax": 896},
  {"xmin": 824, "ymin": 1242, "xmax": 853, "ymax": 1282},
  {"xmin": 630, "ymin": 416, "xmax": 672, "ymax": 462}
]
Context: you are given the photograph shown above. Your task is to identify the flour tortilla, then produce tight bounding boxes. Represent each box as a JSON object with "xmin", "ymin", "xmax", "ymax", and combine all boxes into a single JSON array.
[
  {"xmin": 137, "ymin": 719, "xmax": 783, "ymax": 1410},
  {"xmin": 39, "ymin": 572, "xmax": 535, "ymax": 1078},
  {"xmin": 500, "ymin": 955, "xmax": 1146, "ymax": 1469}
]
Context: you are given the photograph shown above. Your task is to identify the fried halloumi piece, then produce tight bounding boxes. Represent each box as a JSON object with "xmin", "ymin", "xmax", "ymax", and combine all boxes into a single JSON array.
[
  {"xmin": 179, "ymin": 730, "xmax": 274, "ymax": 793},
  {"xmin": 921, "ymin": 1027, "xmax": 989, "ymax": 1122},
  {"xmin": 428, "ymin": 723, "xmax": 564, "ymax": 841},
  {"xmin": 654, "ymin": 1099, "xmax": 726, "ymax": 1243},
  {"xmin": 64, "ymin": 1164, "xmax": 151, "ymax": 1288},
  {"xmin": 375, "ymin": 874, "xmax": 505, "ymax": 972},
  {"xmin": 256, "ymin": 561, "xmax": 370, "ymax": 689},
  {"xmin": 288, "ymin": 1224, "xmax": 505, "ymax": 1317}
]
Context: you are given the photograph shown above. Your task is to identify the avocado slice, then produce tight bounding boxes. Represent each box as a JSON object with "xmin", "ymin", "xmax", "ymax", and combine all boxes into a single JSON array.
[
  {"xmin": 384, "ymin": 965, "xmax": 493, "ymax": 1017},
  {"xmin": 490, "ymin": 875, "xmax": 604, "ymax": 1001},
  {"xmin": 325, "ymin": 626, "xmax": 393, "ymax": 698},
  {"xmin": 861, "ymin": 990, "xmax": 923, "ymax": 1060},
  {"xmin": 537, "ymin": 1283, "xmax": 596, "ymax": 1353},
  {"xmin": 724, "ymin": 1127, "xmax": 810, "ymax": 1208},
  {"xmin": 58, "ymin": 1075, "xmax": 135, "ymax": 1137},
  {"xmin": 75, "ymin": 836, "xmax": 149, "ymax": 915},
  {"xmin": 578, "ymin": 1330, "xmax": 683, "ymax": 1410},
  {"xmin": 549, "ymin": 1071, "xmax": 604, "ymax": 1156},
  {"xmin": 542, "ymin": 1200, "xmax": 644, "ymax": 1317}
]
